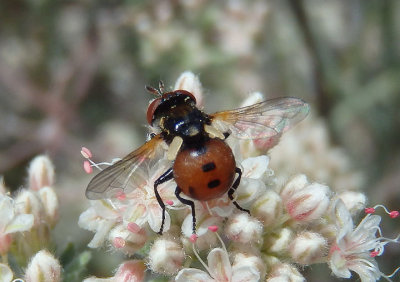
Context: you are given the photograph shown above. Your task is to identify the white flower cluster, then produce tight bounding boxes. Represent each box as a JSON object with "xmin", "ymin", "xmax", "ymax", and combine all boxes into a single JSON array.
[
  {"xmin": 0, "ymin": 155, "xmax": 61, "ymax": 282},
  {"xmin": 79, "ymin": 72, "xmax": 399, "ymax": 282}
]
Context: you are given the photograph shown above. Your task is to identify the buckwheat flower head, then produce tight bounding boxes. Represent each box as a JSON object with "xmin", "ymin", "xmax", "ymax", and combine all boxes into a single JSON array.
[
  {"xmin": 328, "ymin": 200, "xmax": 399, "ymax": 281},
  {"xmin": 0, "ymin": 195, "xmax": 34, "ymax": 254},
  {"xmin": 24, "ymin": 250, "xmax": 61, "ymax": 282}
]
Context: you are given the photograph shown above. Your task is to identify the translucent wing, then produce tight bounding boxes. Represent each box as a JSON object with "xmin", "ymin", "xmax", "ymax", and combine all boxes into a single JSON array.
[
  {"xmin": 85, "ymin": 134, "xmax": 167, "ymax": 200},
  {"xmin": 211, "ymin": 97, "xmax": 309, "ymax": 139}
]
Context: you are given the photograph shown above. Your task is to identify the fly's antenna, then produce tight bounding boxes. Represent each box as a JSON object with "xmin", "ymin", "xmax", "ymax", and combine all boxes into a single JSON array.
[{"xmin": 145, "ymin": 80, "xmax": 165, "ymax": 97}]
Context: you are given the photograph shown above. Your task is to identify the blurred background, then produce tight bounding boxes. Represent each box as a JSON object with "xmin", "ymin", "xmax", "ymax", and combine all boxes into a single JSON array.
[{"xmin": 0, "ymin": 0, "xmax": 399, "ymax": 280}]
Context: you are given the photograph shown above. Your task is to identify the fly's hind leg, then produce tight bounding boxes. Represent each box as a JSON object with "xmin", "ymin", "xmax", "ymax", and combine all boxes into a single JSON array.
[
  {"xmin": 175, "ymin": 186, "xmax": 196, "ymax": 234},
  {"xmin": 154, "ymin": 168, "xmax": 174, "ymax": 235},
  {"xmin": 228, "ymin": 167, "xmax": 250, "ymax": 214}
]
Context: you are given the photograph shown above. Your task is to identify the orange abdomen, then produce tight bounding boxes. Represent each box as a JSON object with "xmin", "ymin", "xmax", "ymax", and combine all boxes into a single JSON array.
[{"xmin": 173, "ymin": 138, "xmax": 236, "ymax": 201}]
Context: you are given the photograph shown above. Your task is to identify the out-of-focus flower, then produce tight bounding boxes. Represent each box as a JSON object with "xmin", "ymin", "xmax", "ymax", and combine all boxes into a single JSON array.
[
  {"xmin": 28, "ymin": 155, "xmax": 55, "ymax": 191},
  {"xmin": 270, "ymin": 116, "xmax": 365, "ymax": 192},
  {"xmin": 175, "ymin": 247, "xmax": 261, "ymax": 282},
  {"xmin": 24, "ymin": 250, "xmax": 61, "ymax": 282},
  {"xmin": 0, "ymin": 195, "xmax": 34, "ymax": 254},
  {"xmin": 0, "ymin": 263, "xmax": 13, "ymax": 282},
  {"xmin": 328, "ymin": 200, "xmax": 399, "ymax": 281}
]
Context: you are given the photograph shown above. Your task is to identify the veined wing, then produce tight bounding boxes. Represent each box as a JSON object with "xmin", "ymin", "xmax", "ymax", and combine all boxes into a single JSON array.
[
  {"xmin": 211, "ymin": 97, "xmax": 309, "ymax": 139},
  {"xmin": 85, "ymin": 134, "xmax": 167, "ymax": 200}
]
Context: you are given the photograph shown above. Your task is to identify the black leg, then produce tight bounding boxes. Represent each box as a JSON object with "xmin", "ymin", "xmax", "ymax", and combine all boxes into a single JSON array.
[
  {"xmin": 154, "ymin": 168, "xmax": 174, "ymax": 234},
  {"xmin": 175, "ymin": 186, "xmax": 196, "ymax": 234},
  {"xmin": 228, "ymin": 167, "xmax": 250, "ymax": 214}
]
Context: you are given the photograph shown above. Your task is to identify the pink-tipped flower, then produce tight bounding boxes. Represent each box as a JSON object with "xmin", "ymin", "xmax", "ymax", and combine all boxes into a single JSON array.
[
  {"xmin": 148, "ymin": 237, "xmax": 185, "ymax": 275},
  {"xmin": 28, "ymin": 155, "xmax": 55, "ymax": 191},
  {"xmin": 24, "ymin": 250, "xmax": 61, "ymax": 282},
  {"xmin": 328, "ymin": 200, "xmax": 400, "ymax": 281},
  {"xmin": 108, "ymin": 224, "xmax": 147, "ymax": 255},
  {"xmin": 281, "ymin": 174, "xmax": 331, "ymax": 222}
]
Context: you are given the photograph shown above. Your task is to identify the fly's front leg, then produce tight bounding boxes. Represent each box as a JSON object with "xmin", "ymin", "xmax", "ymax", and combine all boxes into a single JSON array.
[
  {"xmin": 228, "ymin": 167, "xmax": 250, "ymax": 214},
  {"xmin": 154, "ymin": 168, "xmax": 174, "ymax": 235},
  {"xmin": 175, "ymin": 186, "xmax": 196, "ymax": 235}
]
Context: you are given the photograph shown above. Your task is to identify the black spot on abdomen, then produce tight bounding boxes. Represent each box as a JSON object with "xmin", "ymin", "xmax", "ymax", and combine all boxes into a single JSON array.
[
  {"xmin": 207, "ymin": 179, "xmax": 220, "ymax": 189},
  {"xmin": 202, "ymin": 162, "xmax": 216, "ymax": 172}
]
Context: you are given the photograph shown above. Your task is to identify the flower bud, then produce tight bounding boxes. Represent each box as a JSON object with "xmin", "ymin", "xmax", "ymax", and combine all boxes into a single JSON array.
[
  {"xmin": 114, "ymin": 260, "xmax": 146, "ymax": 282},
  {"xmin": 15, "ymin": 190, "xmax": 42, "ymax": 226},
  {"xmin": 225, "ymin": 213, "xmax": 263, "ymax": 244},
  {"xmin": 148, "ymin": 237, "xmax": 184, "ymax": 275},
  {"xmin": 28, "ymin": 155, "xmax": 55, "ymax": 191},
  {"xmin": 25, "ymin": 250, "xmax": 61, "ymax": 282},
  {"xmin": 338, "ymin": 191, "xmax": 366, "ymax": 215},
  {"xmin": 263, "ymin": 228, "xmax": 293, "ymax": 255},
  {"xmin": 174, "ymin": 71, "xmax": 203, "ymax": 107},
  {"xmin": 251, "ymin": 189, "xmax": 283, "ymax": 227},
  {"xmin": 38, "ymin": 187, "xmax": 59, "ymax": 227},
  {"xmin": 281, "ymin": 175, "xmax": 330, "ymax": 222},
  {"xmin": 289, "ymin": 231, "xmax": 327, "ymax": 265},
  {"xmin": 267, "ymin": 263, "xmax": 305, "ymax": 282},
  {"xmin": 233, "ymin": 252, "xmax": 266, "ymax": 280},
  {"xmin": 108, "ymin": 224, "xmax": 147, "ymax": 255}
]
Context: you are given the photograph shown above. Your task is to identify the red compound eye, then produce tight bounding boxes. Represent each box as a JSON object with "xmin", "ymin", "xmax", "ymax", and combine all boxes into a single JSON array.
[{"xmin": 146, "ymin": 98, "xmax": 162, "ymax": 125}]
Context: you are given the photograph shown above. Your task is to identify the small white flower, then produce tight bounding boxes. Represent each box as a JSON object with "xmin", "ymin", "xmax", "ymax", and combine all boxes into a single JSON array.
[
  {"xmin": 328, "ymin": 200, "xmax": 396, "ymax": 282},
  {"xmin": 175, "ymin": 247, "xmax": 260, "ymax": 282}
]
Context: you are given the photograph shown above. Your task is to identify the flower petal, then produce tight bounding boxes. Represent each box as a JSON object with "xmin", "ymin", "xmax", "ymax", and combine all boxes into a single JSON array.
[
  {"xmin": 148, "ymin": 202, "xmax": 170, "ymax": 232},
  {"xmin": 0, "ymin": 196, "xmax": 14, "ymax": 230},
  {"xmin": 242, "ymin": 156, "xmax": 269, "ymax": 179},
  {"xmin": 175, "ymin": 268, "xmax": 212, "ymax": 282},
  {"xmin": 208, "ymin": 248, "xmax": 232, "ymax": 281},
  {"xmin": 4, "ymin": 214, "xmax": 34, "ymax": 234}
]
